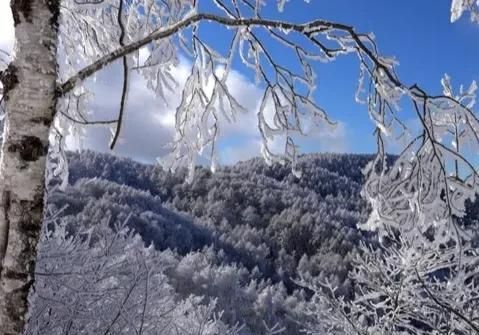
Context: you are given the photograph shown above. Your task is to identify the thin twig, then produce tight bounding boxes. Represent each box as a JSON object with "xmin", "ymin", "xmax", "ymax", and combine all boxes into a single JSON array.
[{"xmin": 110, "ymin": 0, "xmax": 129, "ymax": 149}]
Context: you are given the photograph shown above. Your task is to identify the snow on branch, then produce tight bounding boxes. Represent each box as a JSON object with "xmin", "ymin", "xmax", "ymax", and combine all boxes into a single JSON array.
[
  {"xmin": 26, "ymin": 211, "xmax": 243, "ymax": 334},
  {"xmin": 55, "ymin": 0, "xmax": 479, "ymax": 237},
  {"xmin": 303, "ymin": 238, "xmax": 479, "ymax": 334},
  {"xmin": 451, "ymin": 0, "xmax": 479, "ymax": 22},
  {"xmin": 57, "ymin": 9, "xmax": 396, "ymax": 178}
]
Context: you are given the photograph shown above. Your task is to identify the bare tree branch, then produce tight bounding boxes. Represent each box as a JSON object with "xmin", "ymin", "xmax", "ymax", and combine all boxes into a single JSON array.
[
  {"xmin": 59, "ymin": 111, "xmax": 118, "ymax": 125},
  {"xmin": 415, "ymin": 268, "xmax": 479, "ymax": 334},
  {"xmin": 110, "ymin": 0, "xmax": 130, "ymax": 150}
]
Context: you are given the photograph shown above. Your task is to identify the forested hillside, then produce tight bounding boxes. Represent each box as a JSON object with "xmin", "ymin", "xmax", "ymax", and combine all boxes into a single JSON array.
[{"xmin": 40, "ymin": 151, "xmax": 375, "ymax": 334}]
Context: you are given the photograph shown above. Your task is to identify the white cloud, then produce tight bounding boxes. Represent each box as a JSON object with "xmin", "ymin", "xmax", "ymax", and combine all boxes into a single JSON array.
[
  {"xmin": 72, "ymin": 62, "xmax": 179, "ymax": 164},
  {"xmin": 68, "ymin": 57, "xmax": 349, "ymax": 165},
  {"xmin": 220, "ymin": 139, "xmax": 262, "ymax": 165},
  {"xmin": 302, "ymin": 121, "xmax": 349, "ymax": 153},
  {"xmin": 218, "ymin": 121, "xmax": 349, "ymax": 165}
]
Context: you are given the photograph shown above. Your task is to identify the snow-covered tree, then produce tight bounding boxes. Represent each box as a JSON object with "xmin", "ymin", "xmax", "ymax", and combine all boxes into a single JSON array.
[
  {"xmin": 1, "ymin": 0, "xmax": 479, "ymax": 333},
  {"xmin": 302, "ymin": 5, "xmax": 479, "ymax": 335},
  {"xmin": 26, "ymin": 210, "xmax": 242, "ymax": 335}
]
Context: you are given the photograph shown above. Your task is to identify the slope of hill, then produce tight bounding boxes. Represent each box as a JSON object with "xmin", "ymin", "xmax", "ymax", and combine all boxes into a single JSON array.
[{"xmin": 44, "ymin": 151, "xmax": 376, "ymax": 334}]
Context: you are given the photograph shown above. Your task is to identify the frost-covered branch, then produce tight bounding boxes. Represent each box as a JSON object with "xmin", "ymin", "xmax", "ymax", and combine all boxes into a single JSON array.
[
  {"xmin": 57, "ymin": 8, "xmax": 398, "ymax": 177},
  {"xmin": 299, "ymin": 2, "xmax": 479, "ymax": 327},
  {"xmin": 451, "ymin": 0, "xmax": 479, "ymax": 22},
  {"xmin": 58, "ymin": 14, "xmax": 376, "ymax": 95},
  {"xmin": 362, "ymin": 78, "xmax": 479, "ymax": 241},
  {"xmin": 304, "ymin": 238, "xmax": 479, "ymax": 335},
  {"xmin": 26, "ymin": 212, "xmax": 243, "ymax": 334}
]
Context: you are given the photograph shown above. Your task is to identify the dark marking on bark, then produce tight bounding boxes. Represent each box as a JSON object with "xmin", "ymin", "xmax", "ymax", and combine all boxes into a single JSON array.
[
  {"xmin": 46, "ymin": 0, "xmax": 61, "ymax": 27},
  {"xmin": 11, "ymin": 0, "xmax": 33, "ymax": 26},
  {"xmin": 0, "ymin": 65, "xmax": 19, "ymax": 101},
  {"xmin": 7, "ymin": 136, "xmax": 47, "ymax": 162},
  {"xmin": 6, "ymin": 301, "xmax": 25, "ymax": 333},
  {"xmin": 1, "ymin": 193, "xmax": 43, "ymax": 332},
  {"xmin": 3, "ymin": 269, "xmax": 28, "ymax": 281},
  {"xmin": 5, "ymin": 282, "xmax": 32, "ymax": 332},
  {"xmin": 19, "ymin": 196, "xmax": 44, "ymax": 239},
  {"xmin": 41, "ymin": 39, "xmax": 56, "ymax": 52},
  {"xmin": 31, "ymin": 116, "xmax": 53, "ymax": 127}
]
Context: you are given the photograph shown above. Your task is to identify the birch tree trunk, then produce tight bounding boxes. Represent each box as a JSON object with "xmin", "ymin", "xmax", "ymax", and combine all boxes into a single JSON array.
[{"xmin": 0, "ymin": 0, "xmax": 59, "ymax": 333}]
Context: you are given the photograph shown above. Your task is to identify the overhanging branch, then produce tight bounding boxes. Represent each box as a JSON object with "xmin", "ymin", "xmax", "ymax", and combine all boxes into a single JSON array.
[{"xmin": 58, "ymin": 13, "xmax": 396, "ymax": 96}]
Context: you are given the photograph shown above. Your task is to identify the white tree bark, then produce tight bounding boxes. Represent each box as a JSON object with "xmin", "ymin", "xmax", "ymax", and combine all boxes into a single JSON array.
[{"xmin": 0, "ymin": 0, "xmax": 59, "ymax": 333}]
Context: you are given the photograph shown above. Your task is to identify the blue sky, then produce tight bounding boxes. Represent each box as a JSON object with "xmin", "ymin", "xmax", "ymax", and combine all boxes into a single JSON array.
[
  {"xmin": 1, "ymin": 0, "xmax": 478, "ymax": 163},
  {"xmin": 292, "ymin": 0, "xmax": 479, "ymax": 153},
  {"xmin": 199, "ymin": 0, "xmax": 479, "ymax": 155}
]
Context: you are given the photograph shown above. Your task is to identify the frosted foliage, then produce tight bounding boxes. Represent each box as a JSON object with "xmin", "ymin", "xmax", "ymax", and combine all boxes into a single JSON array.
[
  {"xmin": 310, "ymin": 73, "xmax": 479, "ymax": 334},
  {"xmin": 160, "ymin": 34, "xmax": 247, "ymax": 180},
  {"xmin": 48, "ymin": 85, "xmax": 93, "ymax": 190},
  {"xmin": 156, "ymin": 1, "xmax": 344, "ymax": 177},
  {"xmin": 11, "ymin": 0, "xmax": 479, "ymax": 208},
  {"xmin": 362, "ymin": 76, "xmax": 479, "ymax": 241},
  {"xmin": 300, "ymin": 3, "xmax": 479, "ymax": 333},
  {"xmin": 451, "ymin": 0, "xmax": 479, "ymax": 22},
  {"xmin": 59, "ymin": 0, "xmax": 193, "ymax": 80},
  {"xmin": 54, "ymin": 0, "xmax": 468, "ymax": 189},
  {"xmin": 2, "ymin": 0, "xmax": 479, "ymax": 333},
  {"xmin": 26, "ymin": 213, "xmax": 242, "ymax": 335},
  {"xmin": 53, "ymin": 0, "xmax": 196, "ymax": 182},
  {"xmin": 302, "ymin": 240, "xmax": 479, "ymax": 335},
  {"xmin": 303, "ymin": 71, "xmax": 479, "ymax": 333}
]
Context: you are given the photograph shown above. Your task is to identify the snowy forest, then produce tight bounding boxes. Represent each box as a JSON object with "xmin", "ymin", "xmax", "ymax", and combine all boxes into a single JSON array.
[
  {"xmin": 1, "ymin": 0, "xmax": 479, "ymax": 334},
  {"xmin": 36, "ymin": 151, "xmax": 372, "ymax": 334},
  {"xmin": 27, "ymin": 151, "xmax": 479, "ymax": 334}
]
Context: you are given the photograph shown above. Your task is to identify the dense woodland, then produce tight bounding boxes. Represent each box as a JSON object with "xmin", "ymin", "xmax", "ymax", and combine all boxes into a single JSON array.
[
  {"xmin": 34, "ymin": 151, "xmax": 374, "ymax": 334},
  {"xmin": 30, "ymin": 151, "xmax": 479, "ymax": 334},
  {"xmin": 29, "ymin": 151, "xmax": 376, "ymax": 334}
]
